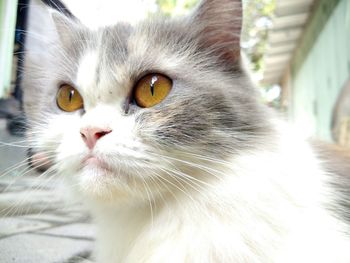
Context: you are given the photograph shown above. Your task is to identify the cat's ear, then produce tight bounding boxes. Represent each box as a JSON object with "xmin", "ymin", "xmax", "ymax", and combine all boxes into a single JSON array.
[
  {"xmin": 50, "ymin": 10, "xmax": 84, "ymax": 46},
  {"xmin": 190, "ymin": 0, "xmax": 242, "ymax": 67}
]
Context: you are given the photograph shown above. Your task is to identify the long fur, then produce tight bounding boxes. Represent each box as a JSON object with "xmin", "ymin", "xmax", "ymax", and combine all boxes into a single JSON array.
[{"xmin": 23, "ymin": 0, "xmax": 350, "ymax": 262}]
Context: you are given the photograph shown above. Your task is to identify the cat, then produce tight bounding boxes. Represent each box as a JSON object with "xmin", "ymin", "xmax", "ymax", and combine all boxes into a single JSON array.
[{"xmin": 22, "ymin": 0, "xmax": 350, "ymax": 262}]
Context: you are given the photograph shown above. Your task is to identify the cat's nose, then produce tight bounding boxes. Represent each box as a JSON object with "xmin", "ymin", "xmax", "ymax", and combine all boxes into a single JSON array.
[{"xmin": 80, "ymin": 127, "xmax": 112, "ymax": 150}]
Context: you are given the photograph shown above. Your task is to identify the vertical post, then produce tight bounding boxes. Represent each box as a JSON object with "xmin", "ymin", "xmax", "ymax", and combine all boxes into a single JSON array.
[{"xmin": 0, "ymin": 0, "xmax": 18, "ymax": 98}]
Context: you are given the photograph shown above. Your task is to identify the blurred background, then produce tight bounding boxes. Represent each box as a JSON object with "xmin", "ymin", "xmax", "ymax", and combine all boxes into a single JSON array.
[{"xmin": 1, "ymin": 0, "xmax": 349, "ymax": 145}]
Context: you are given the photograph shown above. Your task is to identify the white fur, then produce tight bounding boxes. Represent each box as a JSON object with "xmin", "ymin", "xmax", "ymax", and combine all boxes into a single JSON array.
[
  {"xmin": 59, "ymin": 121, "xmax": 350, "ymax": 263},
  {"xmin": 76, "ymin": 51, "xmax": 99, "ymax": 93},
  {"xmin": 31, "ymin": 51, "xmax": 350, "ymax": 263},
  {"xmin": 28, "ymin": 13, "xmax": 350, "ymax": 262}
]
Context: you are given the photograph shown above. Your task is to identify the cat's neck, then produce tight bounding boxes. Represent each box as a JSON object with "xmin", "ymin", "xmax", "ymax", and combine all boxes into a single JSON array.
[{"xmin": 90, "ymin": 201, "xmax": 151, "ymax": 261}]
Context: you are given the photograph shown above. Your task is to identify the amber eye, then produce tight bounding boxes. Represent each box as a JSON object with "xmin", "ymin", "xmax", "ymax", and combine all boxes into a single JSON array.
[
  {"xmin": 56, "ymin": 84, "xmax": 84, "ymax": 112},
  {"xmin": 134, "ymin": 74, "xmax": 172, "ymax": 108}
]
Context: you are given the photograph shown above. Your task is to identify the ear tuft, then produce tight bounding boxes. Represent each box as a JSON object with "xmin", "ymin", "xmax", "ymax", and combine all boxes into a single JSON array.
[{"xmin": 191, "ymin": 0, "xmax": 242, "ymax": 67}]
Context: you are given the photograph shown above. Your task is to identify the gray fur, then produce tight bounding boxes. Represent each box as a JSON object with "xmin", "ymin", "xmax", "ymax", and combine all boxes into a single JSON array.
[{"xmin": 24, "ymin": 0, "xmax": 273, "ymax": 161}]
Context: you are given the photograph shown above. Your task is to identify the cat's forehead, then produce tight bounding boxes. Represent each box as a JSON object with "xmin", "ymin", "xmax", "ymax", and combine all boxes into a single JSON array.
[
  {"xmin": 74, "ymin": 25, "xmax": 131, "ymax": 106},
  {"xmin": 76, "ymin": 25, "xmax": 130, "ymax": 83}
]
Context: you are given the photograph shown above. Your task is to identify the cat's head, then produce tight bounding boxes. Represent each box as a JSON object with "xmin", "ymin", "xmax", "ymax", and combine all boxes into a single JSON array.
[{"xmin": 23, "ymin": 0, "xmax": 271, "ymax": 202}]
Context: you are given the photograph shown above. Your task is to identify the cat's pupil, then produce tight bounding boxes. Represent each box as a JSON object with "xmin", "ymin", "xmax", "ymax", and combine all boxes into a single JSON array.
[
  {"xmin": 150, "ymin": 83, "xmax": 154, "ymax": 96},
  {"xmin": 150, "ymin": 75, "xmax": 158, "ymax": 96},
  {"xmin": 69, "ymin": 90, "xmax": 74, "ymax": 102}
]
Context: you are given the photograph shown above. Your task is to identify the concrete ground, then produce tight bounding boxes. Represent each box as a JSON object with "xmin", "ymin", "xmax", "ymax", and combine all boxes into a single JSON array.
[{"xmin": 0, "ymin": 119, "xmax": 94, "ymax": 263}]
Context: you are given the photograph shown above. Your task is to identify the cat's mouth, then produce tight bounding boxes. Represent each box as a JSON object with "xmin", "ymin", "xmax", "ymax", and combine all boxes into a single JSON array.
[{"xmin": 81, "ymin": 154, "xmax": 111, "ymax": 171}]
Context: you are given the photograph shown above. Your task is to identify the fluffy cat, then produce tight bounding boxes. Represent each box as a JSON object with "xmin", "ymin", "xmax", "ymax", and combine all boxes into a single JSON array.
[{"xmin": 23, "ymin": 0, "xmax": 350, "ymax": 262}]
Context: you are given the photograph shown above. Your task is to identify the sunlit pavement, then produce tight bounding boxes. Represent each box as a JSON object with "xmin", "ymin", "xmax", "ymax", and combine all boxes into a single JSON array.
[{"xmin": 0, "ymin": 119, "xmax": 94, "ymax": 263}]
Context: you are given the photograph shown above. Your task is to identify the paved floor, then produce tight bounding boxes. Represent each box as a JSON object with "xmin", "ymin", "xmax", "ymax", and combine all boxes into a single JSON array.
[{"xmin": 0, "ymin": 119, "xmax": 94, "ymax": 263}]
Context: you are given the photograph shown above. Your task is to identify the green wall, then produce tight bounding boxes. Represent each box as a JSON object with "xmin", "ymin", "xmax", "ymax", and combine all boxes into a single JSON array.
[
  {"xmin": 291, "ymin": 0, "xmax": 350, "ymax": 141},
  {"xmin": 0, "ymin": 0, "xmax": 18, "ymax": 98}
]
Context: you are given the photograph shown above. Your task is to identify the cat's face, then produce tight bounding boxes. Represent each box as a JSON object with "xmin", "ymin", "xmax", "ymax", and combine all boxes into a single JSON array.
[{"xmin": 23, "ymin": 0, "xmax": 270, "ymax": 201}]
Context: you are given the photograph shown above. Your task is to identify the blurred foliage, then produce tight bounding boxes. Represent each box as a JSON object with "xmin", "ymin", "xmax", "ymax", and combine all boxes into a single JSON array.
[
  {"xmin": 156, "ymin": 0, "xmax": 198, "ymax": 16},
  {"xmin": 242, "ymin": 0, "xmax": 275, "ymax": 74}
]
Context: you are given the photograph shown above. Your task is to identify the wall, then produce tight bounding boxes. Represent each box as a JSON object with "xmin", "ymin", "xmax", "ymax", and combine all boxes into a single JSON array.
[{"xmin": 290, "ymin": 0, "xmax": 350, "ymax": 141}]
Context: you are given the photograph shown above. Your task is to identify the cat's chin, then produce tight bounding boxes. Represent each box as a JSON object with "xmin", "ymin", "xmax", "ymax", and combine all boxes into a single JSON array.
[
  {"xmin": 72, "ymin": 160, "xmax": 150, "ymax": 202},
  {"xmin": 74, "ymin": 167, "xmax": 130, "ymax": 202},
  {"xmin": 61, "ymin": 152, "xmax": 165, "ymax": 202}
]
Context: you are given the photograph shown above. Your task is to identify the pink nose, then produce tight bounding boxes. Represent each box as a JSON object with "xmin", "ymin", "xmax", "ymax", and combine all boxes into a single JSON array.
[{"xmin": 80, "ymin": 127, "xmax": 112, "ymax": 150}]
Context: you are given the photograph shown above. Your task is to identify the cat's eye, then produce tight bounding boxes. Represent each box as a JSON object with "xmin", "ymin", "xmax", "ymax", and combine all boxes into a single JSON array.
[
  {"xmin": 134, "ymin": 74, "xmax": 172, "ymax": 108},
  {"xmin": 56, "ymin": 84, "xmax": 84, "ymax": 112}
]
